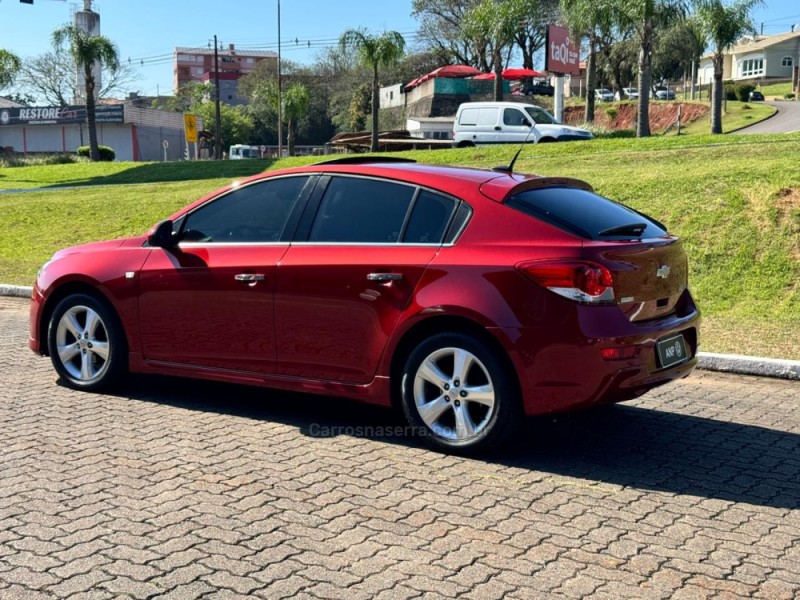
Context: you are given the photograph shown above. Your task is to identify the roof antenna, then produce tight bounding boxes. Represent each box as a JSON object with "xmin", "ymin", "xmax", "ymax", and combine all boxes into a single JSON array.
[{"xmin": 492, "ymin": 116, "xmax": 537, "ymax": 174}]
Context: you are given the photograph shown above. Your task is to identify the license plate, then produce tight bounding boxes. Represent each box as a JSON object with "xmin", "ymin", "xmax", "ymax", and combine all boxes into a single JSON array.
[{"xmin": 656, "ymin": 334, "xmax": 689, "ymax": 369}]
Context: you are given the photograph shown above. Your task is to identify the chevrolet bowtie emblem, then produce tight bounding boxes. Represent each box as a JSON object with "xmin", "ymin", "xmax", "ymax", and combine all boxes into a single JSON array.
[{"xmin": 656, "ymin": 265, "xmax": 670, "ymax": 279}]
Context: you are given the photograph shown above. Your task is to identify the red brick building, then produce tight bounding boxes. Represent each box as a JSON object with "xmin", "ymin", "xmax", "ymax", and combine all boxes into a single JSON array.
[{"xmin": 173, "ymin": 46, "xmax": 278, "ymax": 105}]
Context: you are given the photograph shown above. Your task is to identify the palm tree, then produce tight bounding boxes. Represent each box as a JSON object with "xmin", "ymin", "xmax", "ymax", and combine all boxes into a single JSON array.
[
  {"xmin": 561, "ymin": 0, "xmax": 616, "ymax": 124},
  {"xmin": 283, "ymin": 83, "xmax": 310, "ymax": 157},
  {"xmin": 618, "ymin": 0, "xmax": 687, "ymax": 136},
  {"xmin": 52, "ymin": 25, "xmax": 119, "ymax": 161},
  {"xmin": 339, "ymin": 28, "xmax": 405, "ymax": 152},
  {"xmin": 694, "ymin": 0, "xmax": 763, "ymax": 134},
  {"xmin": 0, "ymin": 49, "xmax": 21, "ymax": 88}
]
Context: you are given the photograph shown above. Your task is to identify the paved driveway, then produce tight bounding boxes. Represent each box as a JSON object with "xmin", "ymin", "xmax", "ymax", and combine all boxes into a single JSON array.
[
  {"xmin": 735, "ymin": 100, "xmax": 800, "ymax": 134},
  {"xmin": 1, "ymin": 297, "xmax": 798, "ymax": 599}
]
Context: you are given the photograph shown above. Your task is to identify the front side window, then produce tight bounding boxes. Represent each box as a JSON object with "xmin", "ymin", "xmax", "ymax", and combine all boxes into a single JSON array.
[
  {"xmin": 503, "ymin": 108, "xmax": 530, "ymax": 126},
  {"xmin": 524, "ymin": 106, "xmax": 558, "ymax": 125},
  {"xmin": 309, "ymin": 177, "xmax": 415, "ymax": 243},
  {"xmin": 180, "ymin": 176, "xmax": 310, "ymax": 243}
]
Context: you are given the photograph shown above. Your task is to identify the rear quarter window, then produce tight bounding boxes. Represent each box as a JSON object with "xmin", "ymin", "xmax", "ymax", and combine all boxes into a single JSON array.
[
  {"xmin": 459, "ymin": 108, "xmax": 479, "ymax": 126},
  {"xmin": 506, "ymin": 187, "xmax": 668, "ymax": 240}
]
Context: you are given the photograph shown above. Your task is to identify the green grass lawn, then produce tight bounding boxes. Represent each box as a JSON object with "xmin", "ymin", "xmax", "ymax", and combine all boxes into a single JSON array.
[
  {"xmin": 2, "ymin": 133, "xmax": 799, "ymax": 359},
  {"xmin": 670, "ymin": 101, "xmax": 776, "ymax": 135},
  {"xmin": 758, "ymin": 81, "xmax": 793, "ymax": 98}
]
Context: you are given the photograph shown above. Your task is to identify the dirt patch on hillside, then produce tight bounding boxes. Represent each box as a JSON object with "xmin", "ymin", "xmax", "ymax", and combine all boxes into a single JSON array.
[{"xmin": 563, "ymin": 102, "xmax": 709, "ymax": 131}]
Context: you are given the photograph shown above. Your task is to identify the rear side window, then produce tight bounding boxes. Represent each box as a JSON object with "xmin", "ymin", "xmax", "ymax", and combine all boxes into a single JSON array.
[
  {"xmin": 309, "ymin": 177, "xmax": 415, "ymax": 243},
  {"xmin": 507, "ymin": 187, "xmax": 667, "ymax": 240},
  {"xmin": 459, "ymin": 108, "xmax": 479, "ymax": 126},
  {"xmin": 403, "ymin": 191, "xmax": 456, "ymax": 244}
]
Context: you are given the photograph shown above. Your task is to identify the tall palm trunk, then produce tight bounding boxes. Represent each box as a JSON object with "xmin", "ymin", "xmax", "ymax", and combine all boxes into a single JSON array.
[
  {"xmin": 493, "ymin": 44, "xmax": 503, "ymax": 101},
  {"xmin": 710, "ymin": 53, "xmax": 724, "ymax": 134},
  {"xmin": 84, "ymin": 64, "xmax": 99, "ymax": 161},
  {"xmin": 636, "ymin": 19, "xmax": 653, "ymax": 138},
  {"xmin": 585, "ymin": 35, "xmax": 597, "ymax": 124},
  {"xmin": 371, "ymin": 64, "xmax": 379, "ymax": 152},
  {"xmin": 288, "ymin": 116, "xmax": 296, "ymax": 156}
]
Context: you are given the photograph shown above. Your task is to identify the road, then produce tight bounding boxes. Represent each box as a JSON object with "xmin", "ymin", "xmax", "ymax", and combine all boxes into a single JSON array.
[
  {"xmin": 735, "ymin": 100, "xmax": 800, "ymax": 134},
  {"xmin": 0, "ymin": 296, "xmax": 798, "ymax": 599}
]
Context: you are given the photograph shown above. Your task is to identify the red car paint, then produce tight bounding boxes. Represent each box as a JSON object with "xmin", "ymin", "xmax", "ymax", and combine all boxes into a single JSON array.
[{"xmin": 30, "ymin": 161, "xmax": 699, "ymax": 418}]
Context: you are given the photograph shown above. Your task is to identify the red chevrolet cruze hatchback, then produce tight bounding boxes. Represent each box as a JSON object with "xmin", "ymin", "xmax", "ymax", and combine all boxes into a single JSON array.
[{"xmin": 30, "ymin": 158, "xmax": 699, "ymax": 452}]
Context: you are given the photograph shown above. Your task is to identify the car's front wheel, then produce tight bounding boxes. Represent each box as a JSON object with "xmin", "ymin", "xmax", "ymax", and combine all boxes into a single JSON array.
[
  {"xmin": 48, "ymin": 293, "xmax": 127, "ymax": 391},
  {"xmin": 400, "ymin": 333, "xmax": 521, "ymax": 453}
]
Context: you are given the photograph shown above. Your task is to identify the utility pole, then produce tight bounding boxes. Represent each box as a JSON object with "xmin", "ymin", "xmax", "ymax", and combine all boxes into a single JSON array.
[
  {"xmin": 277, "ymin": 0, "xmax": 283, "ymax": 158},
  {"xmin": 213, "ymin": 34, "xmax": 222, "ymax": 160}
]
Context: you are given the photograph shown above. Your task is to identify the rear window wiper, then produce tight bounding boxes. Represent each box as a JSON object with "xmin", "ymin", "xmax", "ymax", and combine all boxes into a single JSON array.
[{"xmin": 598, "ymin": 222, "xmax": 648, "ymax": 237}]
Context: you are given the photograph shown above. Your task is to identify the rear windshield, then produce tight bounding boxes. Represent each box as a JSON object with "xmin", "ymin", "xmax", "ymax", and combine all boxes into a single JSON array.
[{"xmin": 506, "ymin": 187, "xmax": 667, "ymax": 240}]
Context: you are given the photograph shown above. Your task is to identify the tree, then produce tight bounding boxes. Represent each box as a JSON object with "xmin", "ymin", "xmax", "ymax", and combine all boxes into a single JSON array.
[
  {"xmin": 694, "ymin": 0, "xmax": 762, "ymax": 133},
  {"xmin": 339, "ymin": 29, "xmax": 406, "ymax": 152},
  {"xmin": 413, "ymin": 0, "xmax": 490, "ymax": 69},
  {"xmin": 0, "ymin": 49, "xmax": 21, "ymax": 89},
  {"xmin": 561, "ymin": 0, "xmax": 617, "ymax": 123},
  {"xmin": 611, "ymin": 0, "xmax": 689, "ymax": 136},
  {"xmin": 52, "ymin": 25, "xmax": 119, "ymax": 161},
  {"xmin": 282, "ymin": 83, "xmax": 310, "ymax": 156},
  {"xmin": 463, "ymin": 0, "xmax": 530, "ymax": 101},
  {"xmin": 12, "ymin": 51, "xmax": 138, "ymax": 107},
  {"xmin": 194, "ymin": 102, "xmax": 254, "ymax": 153}
]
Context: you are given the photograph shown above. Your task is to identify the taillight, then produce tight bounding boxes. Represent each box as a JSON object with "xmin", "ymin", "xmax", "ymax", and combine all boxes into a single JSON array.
[{"xmin": 516, "ymin": 260, "xmax": 615, "ymax": 304}]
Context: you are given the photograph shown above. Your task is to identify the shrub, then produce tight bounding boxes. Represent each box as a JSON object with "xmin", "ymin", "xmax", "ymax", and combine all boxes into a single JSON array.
[
  {"xmin": 76, "ymin": 145, "xmax": 115, "ymax": 161},
  {"xmin": 785, "ymin": 93, "xmax": 796, "ymax": 100},
  {"xmin": 735, "ymin": 84, "xmax": 755, "ymax": 102},
  {"xmin": 604, "ymin": 107, "xmax": 618, "ymax": 120},
  {"xmin": 0, "ymin": 154, "xmax": 81, "ymax": 168}
]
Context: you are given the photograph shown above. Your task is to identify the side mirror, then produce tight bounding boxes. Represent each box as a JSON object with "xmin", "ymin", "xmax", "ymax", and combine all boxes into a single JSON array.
[{"xmin": 147, "ymin": 219, "xmax": 177, "ymax": 248}]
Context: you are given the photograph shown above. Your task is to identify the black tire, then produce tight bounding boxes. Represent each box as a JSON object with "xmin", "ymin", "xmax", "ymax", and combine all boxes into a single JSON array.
[
  {"xmin": 537, "ymin": 137, "xmax": 555, "ymax": 143},
  {"xmin": 47, "ymin": 293, "xmax": 127, "ymax": 392},
  {"xmin": 457, "ymin": 141, "xmax": 475, "ymax": 148},
  {"xmin": 400, "ymin": 332, "xmax": 521, "ymax": 454}
]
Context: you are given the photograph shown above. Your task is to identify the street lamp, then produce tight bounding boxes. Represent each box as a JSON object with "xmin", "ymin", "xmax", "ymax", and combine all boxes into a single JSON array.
[{"xmin": 277, "ymin": 0, "xmax": 282, "ymax": 158}]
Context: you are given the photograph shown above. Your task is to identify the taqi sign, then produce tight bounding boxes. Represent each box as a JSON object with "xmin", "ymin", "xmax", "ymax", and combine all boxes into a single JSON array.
[{"xmin": 545, "ymin": 25, "xmax": 580, "ymax": 76}]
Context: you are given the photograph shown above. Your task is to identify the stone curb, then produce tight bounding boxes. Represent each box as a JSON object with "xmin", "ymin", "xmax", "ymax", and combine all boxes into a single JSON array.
[
  {"xmin": 1, "ymin": 283, "xmax": 798, "ymax": 381},
  {"xmin": 0, "ymin": 284, "xmax": 33, "ymax": 298}
]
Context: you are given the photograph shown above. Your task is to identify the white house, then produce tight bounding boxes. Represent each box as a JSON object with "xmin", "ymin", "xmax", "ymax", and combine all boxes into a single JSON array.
[{"xmin": 698, "ymin": 31, "xmax": 800, "ymax": 85}]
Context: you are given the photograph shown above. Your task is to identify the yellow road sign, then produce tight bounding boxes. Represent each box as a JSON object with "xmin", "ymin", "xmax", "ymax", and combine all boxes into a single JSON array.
[{"xmin": 184, "ymin": 114, "xmax": 198, "ymax": 143}]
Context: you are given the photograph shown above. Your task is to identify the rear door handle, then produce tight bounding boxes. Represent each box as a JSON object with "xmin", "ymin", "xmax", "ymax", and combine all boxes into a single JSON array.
[
  {"xmin": 235, "ymin": 273, "xmax": 265, "ymax": 282},
  {"xmin": 367, "ymin": 273, "xmax": 403, "ymax": 283},
  {"xmin": 494, "ymin": 126, "xmax": 502, "ymax": 131}
]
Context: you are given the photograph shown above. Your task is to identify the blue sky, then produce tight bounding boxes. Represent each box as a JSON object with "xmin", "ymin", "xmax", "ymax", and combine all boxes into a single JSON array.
[{"xmin": 1, "ymin": 0, "xmax": 799, "ymax": 99}]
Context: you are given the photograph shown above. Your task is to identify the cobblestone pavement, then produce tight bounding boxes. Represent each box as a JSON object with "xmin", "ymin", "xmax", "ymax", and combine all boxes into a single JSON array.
[{"xmin": 1, "ymin": 296, "xmax": 798, "ymax": 599}]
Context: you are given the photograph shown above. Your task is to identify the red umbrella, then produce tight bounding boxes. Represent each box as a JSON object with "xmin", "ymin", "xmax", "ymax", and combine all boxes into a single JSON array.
[
  {"xmin": 472, "ymin": 68, "xmax": 543, "ymax": 80},
  {"xmin": 503, "ymin": 67, "xmax": 542, "ymax": 79},
  {"xmin": 425, "ymin": 65, "xmax": 482, "ymax": 78}
]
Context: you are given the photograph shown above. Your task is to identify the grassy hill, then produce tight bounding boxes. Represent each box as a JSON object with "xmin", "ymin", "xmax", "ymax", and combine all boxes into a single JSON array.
[{"xmin": 1, "ymin": 133, "xmax": 799, "ymax": 359}]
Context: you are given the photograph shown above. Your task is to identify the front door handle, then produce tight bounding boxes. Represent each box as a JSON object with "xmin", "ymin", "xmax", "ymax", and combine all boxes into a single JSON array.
[
  {"xmin": 235, "ymin": 273, "xmax": 266, "ymax": 282},
  {"xmin": 367, "ymin": 273, "xmax": 403, "ymax": 283},
  {"xmin": 494, "ymin": 126, "xmax": 502, "ymax": 131}
]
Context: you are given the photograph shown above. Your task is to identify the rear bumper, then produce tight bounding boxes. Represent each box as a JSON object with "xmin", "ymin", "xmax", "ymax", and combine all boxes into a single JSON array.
[{"xmin": 494, "ymin": 294, "xmax": 700, "ymax": 416}]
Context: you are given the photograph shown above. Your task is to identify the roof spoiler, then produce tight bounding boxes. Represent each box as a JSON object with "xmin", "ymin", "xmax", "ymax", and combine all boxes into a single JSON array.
[
  {"xmin": 313, "ymin": 156, "xmax": 417, "ymax": 166},
  {"xmin": 480, "ymin": 176, "xmax": 594, "ymax": 203}
]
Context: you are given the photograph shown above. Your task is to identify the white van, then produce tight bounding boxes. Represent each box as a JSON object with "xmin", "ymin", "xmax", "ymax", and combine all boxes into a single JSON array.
[
  {"xmin": 452, "ymin": 102, "xmax": 592, "ymax": 147},
  {"xmin": 229, "ymin": 144, "xmax": 261, "ymax": 159}
]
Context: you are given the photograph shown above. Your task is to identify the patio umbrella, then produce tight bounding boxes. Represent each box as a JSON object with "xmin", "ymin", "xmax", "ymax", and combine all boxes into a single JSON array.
[
  {"xmin": 425, "ymin": 65, "xmax": 482, "ymax": 78},
  {"xmin": 472, "ymin": 68, "xmax": 543, "ymax": 80}
]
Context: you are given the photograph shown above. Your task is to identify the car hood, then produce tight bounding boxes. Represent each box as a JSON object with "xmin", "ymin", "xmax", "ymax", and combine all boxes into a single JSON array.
[{"xmin": 52, "ymin": 237, "xmax": 132, "ymax": 259}]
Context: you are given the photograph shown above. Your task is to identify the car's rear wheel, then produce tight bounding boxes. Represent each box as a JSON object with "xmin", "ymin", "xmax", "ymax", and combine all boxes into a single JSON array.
[
  {"xmin": 457, "ymin": 141, "xmax": 475, "ymax": 148},
  {"xmin": 400, "ymin": 333, "xmax": 520, "ymax": 453},
  {"xmin": 48, "ymin": 293, "xmax": 126, "ymax": 391}
]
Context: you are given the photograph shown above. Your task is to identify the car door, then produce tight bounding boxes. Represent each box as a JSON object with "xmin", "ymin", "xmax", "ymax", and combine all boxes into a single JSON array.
[
  {"xmin": 137, "ymin": 175, "xmax": 315, "ymax": 373},
  {"xmin": 502, "ymin": 107, "xmax": 535, "ymax": 143},
  {"xmin": 274, "ymin": 175, "xmax": 458, "ymax": 383}
]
